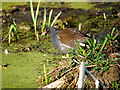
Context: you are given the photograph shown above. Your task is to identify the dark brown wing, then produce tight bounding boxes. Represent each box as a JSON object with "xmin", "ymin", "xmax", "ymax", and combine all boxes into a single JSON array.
[{"xmin": 58, "ymin": 28, "xmax": 88, "ymax": 48}]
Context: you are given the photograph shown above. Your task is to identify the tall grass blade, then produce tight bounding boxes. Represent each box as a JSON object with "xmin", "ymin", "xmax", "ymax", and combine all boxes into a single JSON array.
[
  {"xmin": 11, "ymin": 31, "xmax": 14, "ymax": 40},
  {"xmin": 8, "ymin": 33, "xmax": 11, "ymax": 43},
  {"xmin": 86, "ymin": 38, "xmax": 93, "ymax": 47},
  {"xmin": 42, "ymin": 5, "xmax": 46, "ymax": 33},
  {"xmin": 30, "ymin": 0, "xmax": 35, "ymax": 22},
  {"xmin": 107, "ymin": 33, "xmax": 111, "ymax": 39},
  {"xmin": 51, "ymin": 11, "xmax": 61, "ymax": 27},
  {"xmin": 103, "ymin": 12, "xmax": 106, "ymax": 20},
  {"xmin": 76, "ymin": 41, "xmax": 84, "ymax": 52},
  {"xmin": 111, "ymin": 28, "xmax": 115, "ymax": 37},
  {"xmin": 30, "ymin": 0, "xmax": 40, "ymax": 34},
  {"xmin": 9, "ymin": 25, "xmax": 14, "ymax": 34},
  {"xmin": 2, "ymin": 25, "xmax": 14, "ymax": 42},
  {"xmin": 44, "ymin": 64, "xmax": 47, "ymax": 84},
  {"xmin": 98, "ymin": 37, "xmax": 108, "ymax": 54},
  {"xmin": 113, "ymin": 32, "xmax": 119, "ymax": 40},
  {"xmin": 35, "ymin": 0, "xmax": 41, "ymax": 22},
  {"xmin": 35, "ymin": 0, "xmax": 41, "ymax": 34},
  {"xmin": 30, "ymin": 0, "xmax": 36, "ymax": 34},
  {"xmin": 38, "ymin": 71, "xmax": 45, "ymax": 78},
  {"xmin": 47, "ymin": 75, "xmax": 50, "ymax": 84},
  {"xmin": 93, "ymin": 35, "xmax": 96, "ymax": 46},
  {"xmin": 48, "ymin": 9, "xmax": 53, "ymax": 27}
]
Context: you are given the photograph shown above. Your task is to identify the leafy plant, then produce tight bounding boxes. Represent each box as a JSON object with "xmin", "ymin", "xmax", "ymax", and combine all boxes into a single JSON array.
[
  {"xmin": 41, "ymin": 6, "xmax": 61, "ymax": 33},
  {"xmin": 111, "ymin": 81, "xmax": 119, "ymax": 89},
  {"xmin": 30, "ymin": 0, "xmax": 61, "ymax": 37},
  {"xmin": 38, "ymin": 64, "xmax": 50, "ymax": 84},
  {"xmin": 70, "ymin": 28, "xmax": 119, "ymax": 71},
  {"xmin": 30, "ymin": 0, "xmax": 40, "ymax": 35},
  {"xmin": 106, "ymin": 28, "xmax": 119, "ymax": 42},
  {"xmin": 2, "ymin": 18, "xmax": 19, "ymax": 43}
]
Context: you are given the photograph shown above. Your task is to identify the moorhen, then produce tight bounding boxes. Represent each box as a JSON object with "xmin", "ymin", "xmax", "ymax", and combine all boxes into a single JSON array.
[{"xmin": 42, "ymin": 27, "xmax": 89, "ymax": 53}]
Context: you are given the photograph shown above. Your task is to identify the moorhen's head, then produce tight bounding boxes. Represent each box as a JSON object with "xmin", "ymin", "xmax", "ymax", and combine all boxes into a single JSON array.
[{"xmin": 43, "ymin": 27, "xmax": 59, "ymax": 36}]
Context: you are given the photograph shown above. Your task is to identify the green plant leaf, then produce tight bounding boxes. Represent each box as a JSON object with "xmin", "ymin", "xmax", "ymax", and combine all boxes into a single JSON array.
[
  {"xmin": 42, "ymin": 5, "xmax": 46, "ymax": 33},
  {"xmin": 111, "ymin": 28, "xmax": 115, "ymax": 37},
  {"xmin": 44, "ymin": 64, "xmax": 47, "ymax": 84},
  {"xmin": 47, "ymin": 75, "xmax": 50, "ymax": 84},
  {"xmin": 48, "ymin": 9, "xmax": 53, "ymax": 27},
  {"xmin": 30, "ymin": 0, "xmax": 35, "ymax": 22},
  {"xmin": 35, "ymin": 0, "xmax": 41, "ymax": 22},
  {"xmin": 76, "ymin": 40, "xmax": 84, "ymax": 52},
  {"xmin": 51, "ymin": 11, "xmax": 61, "ymax": 27},
  {"xmin": 38, "ymin": 71, "xmax": 45, "ymax": 78},
  {"xmin": 107, "ymin": 33, "xmax": 111, "ymax": 39},
  {"xmin": 98, "ymin": 37, "xmax": 108, "ymax": 54},
  {"xmin": 86, "ymin": 38, "xmax": 94, "ymax": 47},
  {"xmin": 93, "ymin": 35, "xmax": 96, "ymax": 47},
  {"xmin": 113, "ymin": 32, "xmax": 119, "ymax": 40},
  {"xmin": 30, "ymin": 0, "xmax": 40, "ymax": 34}
]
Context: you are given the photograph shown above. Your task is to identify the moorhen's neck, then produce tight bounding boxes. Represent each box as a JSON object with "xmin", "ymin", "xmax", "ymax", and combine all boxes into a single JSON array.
[{"xmin": 47, "ymin": 27, "xmax": 59, "ymax": 37}]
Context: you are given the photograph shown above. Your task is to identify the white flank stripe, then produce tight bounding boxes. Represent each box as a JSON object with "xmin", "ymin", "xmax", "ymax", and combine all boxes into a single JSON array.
[{"xmin": 79, "ymin": 43, "xmax": 85, "ymax": 47}]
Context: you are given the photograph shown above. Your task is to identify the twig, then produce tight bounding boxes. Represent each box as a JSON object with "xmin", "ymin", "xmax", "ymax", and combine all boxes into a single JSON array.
[
  {"xmin": 42, "ymin": 77, "xmax": 65, "ymax": 88},
  {"xmin": 68, "ymin": 72, "xmax": 79, "ymax": 88},
  {"xmin": 77, "ymin": 62, "xmax": 86, "ymax": 89},
  {"xmin": 67, "ymin": 78, "xmax": 76, "ymax": 88},
  {"xmin": 86, "ymin": 65, "xmax": 96, "ymax": 68},
  {"xmin": 60, "ymin": 66, "xmax": 79, "ymax": 78},
  {"xmin": 85, "ymin": 69, "xmax": 106, "ymax": 88},
  {"xmin": 47, "ymin": 67, "xmax": 59, "ymax": 75}
]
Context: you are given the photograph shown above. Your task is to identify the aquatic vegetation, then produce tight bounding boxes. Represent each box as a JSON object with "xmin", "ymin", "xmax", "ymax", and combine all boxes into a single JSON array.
[
  {"xmin": 30, "ymin": 0, "xmax": 41, "ymax": 35},
  {"xmin": 2, "ymin": 17, "xmax": 19, "ymax": 43},
  {"xmin": 30, "ymin": 0, "xmax": 61, "ymax": 38},
  {"xmin": 41, "ymin": 6, "xmax": 61, "ymax": 33}
]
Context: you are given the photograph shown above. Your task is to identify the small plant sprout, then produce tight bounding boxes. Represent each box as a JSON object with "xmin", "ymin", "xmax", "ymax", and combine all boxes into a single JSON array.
[
  {"xmin": 37, "ymin": 64, "xmax": 50, "ymax": 84},
  {"xmin": 103, "ymin": 12, "xmax": 106, "ymax": 21},
  {"xmin": 44, "ymin": 64, "xmax": 50, "ymax": 84},
  {"xmin": 2, "ymin": 18, "xmax": 19, "ymax": 43}
]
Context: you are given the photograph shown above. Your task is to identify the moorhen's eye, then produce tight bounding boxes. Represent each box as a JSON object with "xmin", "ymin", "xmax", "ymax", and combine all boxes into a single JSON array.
[{"xmin": 46, "ymin": 29, "xmax": 49, "ymax": 32}]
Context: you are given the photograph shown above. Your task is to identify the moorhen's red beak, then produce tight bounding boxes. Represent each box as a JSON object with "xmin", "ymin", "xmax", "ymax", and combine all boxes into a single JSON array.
[
  {"xmin": 42, "ymin": 30, "xmax": 47, "ymax": 40},
  {"xmin": 42, "ymin": 30, "xmax": 47, "ymax": 35}
]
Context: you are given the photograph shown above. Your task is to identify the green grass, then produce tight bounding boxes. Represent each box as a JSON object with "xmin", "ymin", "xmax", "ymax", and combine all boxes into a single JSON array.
[{"xmin": 70, "ymin": 28, "xmax": 119, "ymax": 71}]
